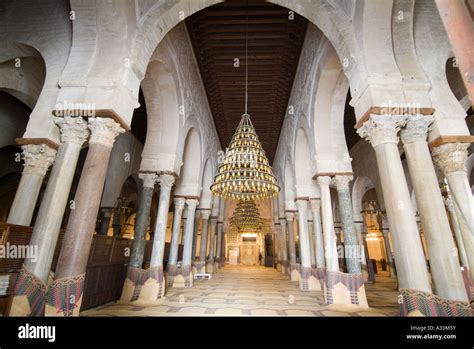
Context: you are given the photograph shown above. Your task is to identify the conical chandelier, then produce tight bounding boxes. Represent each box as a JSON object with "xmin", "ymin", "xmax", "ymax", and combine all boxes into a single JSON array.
[
  {"xmin": 210, "ymin": 11, "xmax": 280, "ymax": 201},
  {"xmin": 230, "ymin": 200, "xmax": 263, "ymax": 233}
]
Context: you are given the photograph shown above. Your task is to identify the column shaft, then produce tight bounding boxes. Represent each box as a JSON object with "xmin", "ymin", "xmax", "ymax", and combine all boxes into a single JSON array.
[
  {"xmin": 182, "ymin": 199, "xmax": 199, "ymax": 268},
  {"xmin": 199, "ymin": 215, "xmax": 210, "ymax": 263},
  {"xmin": 318, "ymin": 177, "xmax": 339, "ymax": 272},
  {"xmin": 167, "ymin": 198, "xmax": 185, "ymax": 268},
  {"xmin": 296, "ymin": 200, "xmax": 312, "ymax": 269},
  {"xmin": 310, "ymin": 200, "xmax": 326, "ymax": 269}
]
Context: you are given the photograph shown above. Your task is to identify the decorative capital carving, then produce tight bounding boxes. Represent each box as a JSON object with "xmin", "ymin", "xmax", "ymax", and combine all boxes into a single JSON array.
[
  {"xmin": 159, "ymin": 174, "xmax": 175, "ymax": 189},
  {"xmin": 88, "ymin": 117, "xmax": 125, "ymax": 148},
  {"xmin": 185, "ymin": 198, "xmax": 199, "ymax": 209},
  {"xmin": 54, "ymin": 116, "xmax": 89, "ymax": 145},
  {"xmin": 432, "ymin": 142, "xmax": 469, "ymax": 175},
  {"xmin": 400, "ymin": 115, "xmax": 434, "ymax": 145},
  {"xmin": 333, "ymin": 175, "xmax": 353, "ymax": 191},
  {"xmin": 285, "ymin": 211, "xmax": 295, "ymax": 221},
  {"xmin": 200, "ymin": 209, "xmax": 211, "ymax": 220},
  {"xmin": 295, "ymin": 199, "xmax": 308, "ymax": 211},
  {"xmin": 309, "ymin": 198, "xmax": 321, "ymax": 212},
  {"xmin": 21, "ymin": 144, "xmax": 57, "ymax": 176},
  {"xmin": 139, "ymin": 172, "xmax": 158, "ymax": 189},
  {"xmin": 174, "ymin": 197, "xmax": 186, "ymax": 211},
  {"xmin": 316, "ymin": 175, "xmax": 332, "ymax": 187},
  {"xmin": 357, "ymin": 115, "xmax": 407, "ymax": 147}
]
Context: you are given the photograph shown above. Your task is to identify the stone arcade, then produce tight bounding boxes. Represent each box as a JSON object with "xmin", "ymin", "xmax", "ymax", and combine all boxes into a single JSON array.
[{"xmin": 0, "ymin": 0, "xmax": 473, "ymax": 317}]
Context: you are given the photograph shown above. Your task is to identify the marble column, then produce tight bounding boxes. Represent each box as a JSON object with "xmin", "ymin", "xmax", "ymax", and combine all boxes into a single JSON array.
[
  {"xmin": 220, "ymin": 228, "xmax": 226, "ymax": 267},
  {"xmin": 206, "ymin": 218, "xmax": 217, "ymax": 272},
  {"xmin": 333, "ymin": 175, "xmax": 361, "ymax": 274},
  {"xmin": 11, "ymin": 117, "xmax": 89, "ymax": 317},
  {"xmin": 309, "ymin": 199, "xmax": 325, "ymax": 270},
  {"xmin": 317, "ymin": 176, "xmax": 340, "ymax": 272},
  {"xmin": 99, "ymin": 208, "xmax": 113, "ymax": 235},
  {"xmin": 128, "ymin": 173, "xmax": 158, "ymax": 268},
  {"xmin": 401, "ymin": 116, "xmax": 467, "ymax": 301},
  {"xmin": 46, "ymin": 117, "xmax": 124, "ymax": 316},
  {"xmin": 296, "ymin": 199, "xmax": 318, "ymax": 290},
  {"xmin": 433, "ymin": 142, "xmax": 474, "ymax": 282},
  {"xmin": 215, "ymin": 221, "xmax": 223, "ymax": 269},
  {"xmin": 381, "ymin": 214, "xmax": 396, "ymax": 277},
  {"xmin": 191, "ymin": 211, "xmax": 200, "ymax": 262},
  {"xmin": 197, "ymin": 210, "xmax": 211, "ymax": 273},
  {"xmin": 178, "ymin": 199, "xmax": 199, "ymax": 287},
  {"xmin": 285, "ymin": 212, "xmax": 299, "ymax": 281},
  {"xmin": 278, "ymin": 220, "xmax": 289, "ymax": 273},
  {"xmin": 7, "ymin": 144, "xmax": 57, "ymax": 226},
  {"xmin": 166, "ymin": 197, "xmax": 185, "ymax": 274},
  {"xmin": 444, "ymin": 197, "xmax": 469, "ymax": 269},
  {"xmin": 307, "ymin": 218, "xmax": 317, "ymax": 268},
  {"xmin": 149, "ymin": 175, "xmax": 175, "ymax": 268},
  {"xmin": 358, "ymin": 115, "xmax": 431, "ymax": 293}
]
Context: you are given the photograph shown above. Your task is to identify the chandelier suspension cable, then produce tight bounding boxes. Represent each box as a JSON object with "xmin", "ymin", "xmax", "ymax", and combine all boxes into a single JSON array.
[{"xmin": 244, "ymin": 3, "xmax": 249, "ymax": 115}]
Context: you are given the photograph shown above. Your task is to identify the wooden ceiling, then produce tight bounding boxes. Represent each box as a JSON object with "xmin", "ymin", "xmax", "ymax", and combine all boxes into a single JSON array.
[{"xmin": 186, "ymin": 0, "xmax": 308, "ymax": 163}]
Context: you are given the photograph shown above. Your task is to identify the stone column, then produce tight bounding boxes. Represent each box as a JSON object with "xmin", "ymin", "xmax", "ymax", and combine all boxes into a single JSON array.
[
  {"xmin": 285, "ymin": 212, "xmax": 299, "ymax": 281},
  {"xmin": 206, "ymin": 217, "xmax": 217, "ymax": 273},
  {"xmin": 380, "ymin": 214, "xmax": 396, "ymax": 277},
  {"xmin": 166, "ymin": 197, "xmax": 185, "ymax": 274},
  {"xmin": 333, "ymin": 175, "xmax": 362, "ymax": 274},
  {"xmin": 128, "ymin": 173, "xmax": 158, "ymax": 268},
  {"xmin": 444, "ymin": 197, "xmax": 469, "ymax": 269},
  {"xmin": 215, "ymin": 221, "xmax": 223, "ymax": 269},
  {"xmin": 307, "ymin": 219, "xmax": 317, "ymax": 268},
  {"xmin": 433, "ymin": 142, "xmax": 474, "ymax": 282},
  {"xmin": 296, "ymin": 199, "xmax": 318, "ymax": 290},
  {"xmin": 191, "ymin": 211, "xmax": 200, "ymax": 262},
  {"xmin": 7, "ymin": 144, "xmax": 57, "ymax": 226},
  {"xmin": 277, "ymin": 220, "xmax": 289, "ymax": 274},
  {"xmin": 46, "ymin": 117, "xmax": 124, "ymax": 316},
  {"xmin": 99, "ymin": 208, "xmax": 113, "ymax": 235},
  {"xmin": 309, "ymin": 199, "xmax": 325, "ymax": 270},
  {"xmin": 176, "ymin": 199, "xmax": 199, "ymax": 287},
  {"xmin": 220, "ymin": 228, "xmax": 226, "ymax": 267},
  {"xmin": 401, "ymin": 116, "xmax": 467, "ymax": 301},
  {"xmin": 196, "ymin": 210, "xmax": 211, "ymax": 273},
  {"xmin": 317, "ymin": 176, "xmax": 340, "ymax": 273},
  {"xmin": 11, "ymin": 117, "xmax": 89, "ymax": 317},
  {"xmin": 357, "ymin": 115, "xmax": 431, "ymax": 293}
]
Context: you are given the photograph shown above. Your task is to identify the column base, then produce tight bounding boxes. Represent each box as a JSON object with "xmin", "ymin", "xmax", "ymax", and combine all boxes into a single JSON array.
[
  {"xmin": 290, "ymin": 263, "xmax": 301, "ymax": 282},
  {"xmin": 219, "ymin": 258, "xmax": 226, "ymax": 268},
  {"xmin": 9, "ymin": 266, "xmax": 47, "ymax": 316},
  {"xmin": 206, "ymin": 260, "xmax": 214, "ymax": 273},
  {"xmin": 119, "ymin": 266, "xmax": 165, "ymax": 305},
  {"xmin": 214, "ymin": 259, "xmax": 221, "ymax": 271},
  {"xmin": 192, "ymin": 261, "xmax": 206, "ymax": 274},
  {"xmin": 398, "ymin": 289, "xmax": 474, "ymax": 316},
  {"xmin": 167, "ymin": 265, "xmax": 193, "ymax": 288},
  {"xmin": 276, "ymin": 263, "xmax": 282, "ymax": 272},
  {"xmin": 45, "ymin": 273, "xmax": 85, "ymax": 317},
  {"xmin": 281, "ymin": 261, "xmax": 289, "ymax": 274},
  {"xmin": 324, "ymin": 271, "xmax": 368, "ymax": 307},
  {"xmin": 299, "ymin": 267, "xmax": 321, "ymax": 291}
]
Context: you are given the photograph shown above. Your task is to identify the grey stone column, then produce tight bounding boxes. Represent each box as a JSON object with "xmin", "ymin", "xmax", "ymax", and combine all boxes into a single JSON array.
[
  {"xmin": 309, "ymin": 199, "xmax": 325, "ymax": 269},
  {"xmin": 333, "ymin": 175, "xmax": 362, "ymax": 274},
  {"xmin": 295, "ymin": 200, "xmax": 312, "ymax": 270},
  {"xmin": 381, "ymin": 214, "xmax": 396, "ymax": 277},
  {"xmin": 215, "ymin": 221, "xmax": 223, "ymax": 267},
  {"xmin": 433, "ymin": 142, "xmax": 474, "ymax": 282},
  {"xmin": 199, "ymin": 210, "xmax": 211, "ymax": 263},
  {"xmin": 444, "ymin": 197, "xmax": 469, "ymax": 269},
  {"xmin": 128, "ymin": 173, "xmax": 157, "ymax": 268},
  {"xmin": 307, "ymin": 219, "xmax": 317, "ymax": 268},
  {"xmin": 166, "ymin": 197, "xmax": 185, "ymax": 269},
  {"xmin": 47, "ymin": 117, "xmax": 124, "ymax": 316},
  {"xmin": 191, "ymin": 211, "xmax": 200, "ymax": 262},
  {"xmin": 7, "ymin": 144, "xmax": 57, "ymax": 226},
  {"xmin": 358, "ymin": 115, "xmax": 431, "ymax": 293},
  {"xmin": 277, "ymin": 219, "xmax": 289, "ymax": 273},
  {"xmin": 99, "ymin": 208, "xmax": 113, "ymax": 235},
  {"xmin": 182, "ymin": 199, "xmax": 199, "ymax": 269},
  {"xmin": 285, "ymin": 213, "xmax": 297, "ymax": 267},
  {"xmin": 401, "ymin": 116, "xmax": 467, "ymax": 301},
  {"xmin": 22, "ymin": 117, "xmax": 89, "ymax": 283},
  {"xmin": 149, "ymin": 175, "xmax": 175, "ymax": 268},
  {"xmin": 317, "ymin": 176, "xmax": 339, "ymax": 272},
  {"xmin": 208, "ymin": 218, "xmax": 217, "ymax": 262}
]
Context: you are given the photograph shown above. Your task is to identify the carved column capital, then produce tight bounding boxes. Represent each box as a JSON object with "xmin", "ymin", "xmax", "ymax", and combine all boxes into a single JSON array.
[
  {"xmin": 54, "ymin": 116, "xmax": 89, "ymax": 145},
  {"xmin": 285, "ymin": 211, "xmax": 295, "ymax": 222},
  {"xmin": 200, "ymin": 209, "xmax": 212, "ymax": 220},
  {"xmin": 316, "ymin": 175, "xmax": 332, "ymax": 187},
  {"xmin": 21, "ymin": 144, "xmax": 57, "ymax": 176},
  {"xmin": 432, "ymin": 142, "xmax": 469, "ymax": 175},
  {"xmin": 88, "ymin": 117, "xmax": 125, "ymax": 148},
  {"xmin": 174, "ymin": 197, "xmax": 186, "ymax": 211},
  {"xmin": 185, "ymin": 199, "xmax": 199, "ymax": 209},
  {"xmin": 333, "ymin": 175, "xmax": 353, "ymax": 192},
  {"xmin": 295, "ymin": 199, "xmax": 308, "ymax": 212},
  {"xmin": 139, "ymin": 172, "xmax": 158, "ymax": 189},
  {"xmin": 357, "ymin": 115, "xmax": 407, "ymax": 147},
  {"xmin": 159, "ymin": 174, "xmax": 175, "ymax": 189},
  {"xmin": 400, "ymin": 115, "xmax": 434, "ymax": 145},
  {"xmin": 309, "ymin": 198, "xmax": 321, "ymax": 212}
]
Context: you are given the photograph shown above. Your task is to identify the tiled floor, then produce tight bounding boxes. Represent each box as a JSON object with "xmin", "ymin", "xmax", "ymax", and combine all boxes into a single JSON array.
[{"xmin": 82, "ymin": 265, "xmax": 399, "ymax": 317}]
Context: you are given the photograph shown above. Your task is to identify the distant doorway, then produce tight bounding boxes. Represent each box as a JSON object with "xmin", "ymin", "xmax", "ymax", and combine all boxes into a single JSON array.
[{"xmin": 241, "ymin": 237, "xmax": 257, "ymax": 265}]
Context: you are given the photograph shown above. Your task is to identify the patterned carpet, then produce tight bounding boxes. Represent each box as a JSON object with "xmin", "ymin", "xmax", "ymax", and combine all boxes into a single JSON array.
[{"xmin": 82, "ymin": 265, "xmax": 399, "ymax": 317}]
